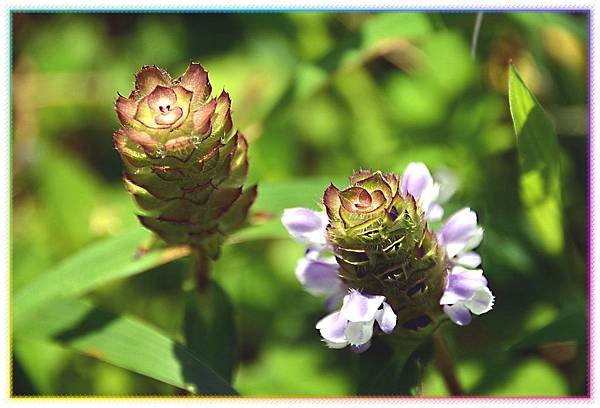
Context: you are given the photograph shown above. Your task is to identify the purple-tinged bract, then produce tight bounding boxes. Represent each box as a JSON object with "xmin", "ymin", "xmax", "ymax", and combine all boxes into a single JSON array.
[{"xmin": 114, "ymin": 63, "xmax": 257, "ymax": 258}]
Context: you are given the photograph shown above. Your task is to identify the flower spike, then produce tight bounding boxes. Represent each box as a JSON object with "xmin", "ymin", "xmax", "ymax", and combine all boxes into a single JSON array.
[{"xmin": 114, "ymin": 63, "xmax": 257, "ymax": 259}]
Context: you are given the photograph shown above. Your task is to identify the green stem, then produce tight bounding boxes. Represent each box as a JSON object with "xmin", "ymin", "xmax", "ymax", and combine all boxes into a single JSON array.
[
  {"xmin": 191, "ymin": 248, "xmax": 212, "ymax": 292},
  {"xmin": 433, "ymin": 331, "xmax": 464, "ymax": 396}
]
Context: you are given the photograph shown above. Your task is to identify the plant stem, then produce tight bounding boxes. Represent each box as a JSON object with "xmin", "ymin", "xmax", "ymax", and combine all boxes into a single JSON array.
[
  {"xmin": 191, "ymin": 248, "xmax": 211, "ymax": 292},
  {"xmin": 433, "ymin": 331, "xmax": 464, "ymax": 396},
  {"xmin": 471, "ymin": 12, "xmax": 484, "ymax": 61}
]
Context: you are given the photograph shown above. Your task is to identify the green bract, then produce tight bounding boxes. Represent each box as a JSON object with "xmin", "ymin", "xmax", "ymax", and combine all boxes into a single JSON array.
[
  {"xmin": 324, "ymin": 170, "xmax": 447, "ymax": 337},
  {"xmin": 114, "ymin": 64, "xmax": 257, "ymax": 258}
]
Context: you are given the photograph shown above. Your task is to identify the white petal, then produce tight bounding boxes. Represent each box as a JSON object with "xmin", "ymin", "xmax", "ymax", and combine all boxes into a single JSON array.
[
  {"xmin": 440, "ymin": 290, "xmax": 464, "ymax": 305},
  {"xmin": 465, "ymin": 286, "xmax": 495, "ymax": 315},
  {"xmin": 419, "ymin": 182, "xmax": 440, "ymax": 214},
  {"xmin": 375, "ymin": 302, "xmax": 397, "ymax": 334},
  {"xmin": 463, "ymin": 227, "xmax": 484, "ymax": 252},
  {"xmin": 443, "ymin": 303, "xmax": 472, "ymax": 326},
  {"xmin": 316, "ymin": 311, "xmax": 348, "ymax": 344},
  {"xmin": 426, "ymin": 203, "xmax": 444, "ymax": 222},
  {"xmin": 454, "ymin": 251, "xmax": 482, "ymax": 268},
  {"xmin": 323, "ymin": 339, "xmax": 349, "ymax": 349},
  {"xmin": 443, "ymin": 242, "xmax": 466, "ymax": 259},
  {"xmin": 340, "ymin": 290, "xmax": 385, "ymax": 322},
  {"xmin": 344, "ymin": 320, "xmax": 374, "ymax": 346}
]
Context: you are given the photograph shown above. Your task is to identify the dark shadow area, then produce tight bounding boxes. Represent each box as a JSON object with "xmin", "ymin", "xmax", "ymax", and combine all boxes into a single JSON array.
[
  {"xmin": 11, "ymin": 352, "xmax": 37, "ymax": 396},
  {"xmin": 54, "ymin": 308, "xmax": 118, "ymax": 343}
]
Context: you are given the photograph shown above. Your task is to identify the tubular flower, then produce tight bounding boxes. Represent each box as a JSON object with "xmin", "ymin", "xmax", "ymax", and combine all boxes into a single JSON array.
[
  {"xmin": 437, "ymin": 208, "xmax": 494, "ymax": 325},
  {"xmin": 282, "ymin": 162, "xmax": 494, "ymax": 352},
  {"xmin": 114, "ymin": 64, "xmax": 257, "ymax": 258},
  {"xmin": 316, "ymin": 289, "xmax": 397, "ymax": 352}
]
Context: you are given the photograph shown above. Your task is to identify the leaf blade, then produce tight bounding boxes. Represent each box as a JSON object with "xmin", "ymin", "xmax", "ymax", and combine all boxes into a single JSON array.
[
  {"xmin": 13, "ymin": 228, "xmax": 189, "ymax": 331},
  {"xmin": 14, "ymin": 297, "xmax": 237, "ymax": 395},
  {"xmin": 508, "ymin": 64, "xmax": 564, "ymax": 254},
  {"xmin": 183, "ymin": 284, "xmax": 237, "ymax": 383}
]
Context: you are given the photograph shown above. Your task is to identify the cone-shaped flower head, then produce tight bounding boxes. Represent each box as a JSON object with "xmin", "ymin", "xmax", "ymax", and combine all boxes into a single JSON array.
[
  {"xmin": 282, "ymin": 163, "xmax": 494, "ymax": 352},
  {"xmin": 323, "ymin": 170, "xmax": 447, "ymax": 338},
  {"xmin": 114, "ymin": 64, "xmax": 257, "ymax": 258}
]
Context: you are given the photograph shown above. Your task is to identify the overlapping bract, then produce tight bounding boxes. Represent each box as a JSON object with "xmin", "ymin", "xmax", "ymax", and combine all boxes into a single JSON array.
[
  {"xmin": 114, "ymin": 64, "xmax": 256, "ymax": 258},
  {"xmin": 323, "ymin": 170, "xmax": 447, "ymax": 337},
  {"xmin": 283, "ymin": 163, "xmax": 494, "ymax": 352}
]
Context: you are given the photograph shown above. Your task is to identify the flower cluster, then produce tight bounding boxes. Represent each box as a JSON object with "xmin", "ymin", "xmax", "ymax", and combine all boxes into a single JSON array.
[
  {"xmin": 114, "ymin": 64, "xmax": 256, "ymax": 258},
  {"xmin": 282, "ymin": 162, "xmax": 494, "ymax": 352}
]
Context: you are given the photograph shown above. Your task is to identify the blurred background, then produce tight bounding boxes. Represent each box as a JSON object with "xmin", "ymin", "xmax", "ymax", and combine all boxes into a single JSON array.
[{"xmin": 11, "ymin": 11, "xmax": 588, "ymax": 396}]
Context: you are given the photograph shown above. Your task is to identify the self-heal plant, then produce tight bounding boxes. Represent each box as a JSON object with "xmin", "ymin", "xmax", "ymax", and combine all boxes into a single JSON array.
[
  {"xmin": 282, "ymin": 162, "xmax": 494, "ymax": 352},
  {"xmin": 114, "ymin": 64, "xmax": 257, "ymax": 260}
]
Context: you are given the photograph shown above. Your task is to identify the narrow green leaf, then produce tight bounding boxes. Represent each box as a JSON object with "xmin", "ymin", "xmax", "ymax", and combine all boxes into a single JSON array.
[
  {"xmin": 13, "ymin": 177, "xmax": 340, "ymax": 329},
  {"xmin": 13, "ymin": 228, "xmax": 189, "ymax": 332},
  {"xmin": 14, "ymin": 298, "xmax": 237, "ymax": 395},
  {"xmin": 508, "ymin": 64, "xmax": 563, "ymax": 254},
  {"xmin": 183, "ymin": 283, "xmax": 237, "ymax": 383}
]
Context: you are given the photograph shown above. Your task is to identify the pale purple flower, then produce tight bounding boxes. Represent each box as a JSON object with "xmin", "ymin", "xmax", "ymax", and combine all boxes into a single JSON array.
[
  {"xmin": 437, "ymin": 207, "xmax": 484, "ymax": 266},
  {"xmin": 400, "ymin": 162, "xmax": 444, "ymax": 221},
  {"xmin": 437, "ymin": 207, "xmax": 493, "ymax": 325},
  {"xmin": 283, "ymin": 207, "xmax": 347, "ymax": 309},
  {"xmin": 440, "ymin": 266, "xmax": 494, "ymax": 326},
  {"xmin": 295, "ymin": 256, "xmax": 348, "ymax": 310},
  {"xmin": 282, "ymin": 207, "xmax": 330, "ymax": 255},
  {"xmin": 316, "ymin": 289, "xmax": 397, "ymax": 352}
]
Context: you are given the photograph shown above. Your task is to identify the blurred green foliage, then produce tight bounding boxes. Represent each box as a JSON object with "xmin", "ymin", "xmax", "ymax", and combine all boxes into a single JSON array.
[{"xmin": 11, "ymin": 11, "xmax": 588, "ymax": 396}]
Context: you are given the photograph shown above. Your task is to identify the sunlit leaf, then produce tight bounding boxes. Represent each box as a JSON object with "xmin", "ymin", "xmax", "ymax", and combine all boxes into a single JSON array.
[
  {"xmin": 13, "ymin": 228, "xmax": 190, "ymax": 332},
  {"xmin": 508, "ymin": 64, "xmax": 563, "ymax": 254},
  {"xmin": 15, "ymin": 298, "xmax": 237, "ymax": 395}
]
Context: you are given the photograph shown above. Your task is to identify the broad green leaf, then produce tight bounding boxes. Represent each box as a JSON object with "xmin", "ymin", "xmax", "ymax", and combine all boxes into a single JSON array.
[
  {"xmin": 14, "ymin": 297, "xmax": 237, "ymax": 395},
  {"xmin": 357, "ymin": 338, "xmax": 432, "ymax": 395},
  {"xmin": 13, "ymin": 228, "xmax": 190, "ymax": 332},
  {"xmin": 183, "ymin": 283, "xmax": 237, "ymax": 383},
  {"xmin": 508, "ymin": 64, "xmax": 563, "ymax": 254}
]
